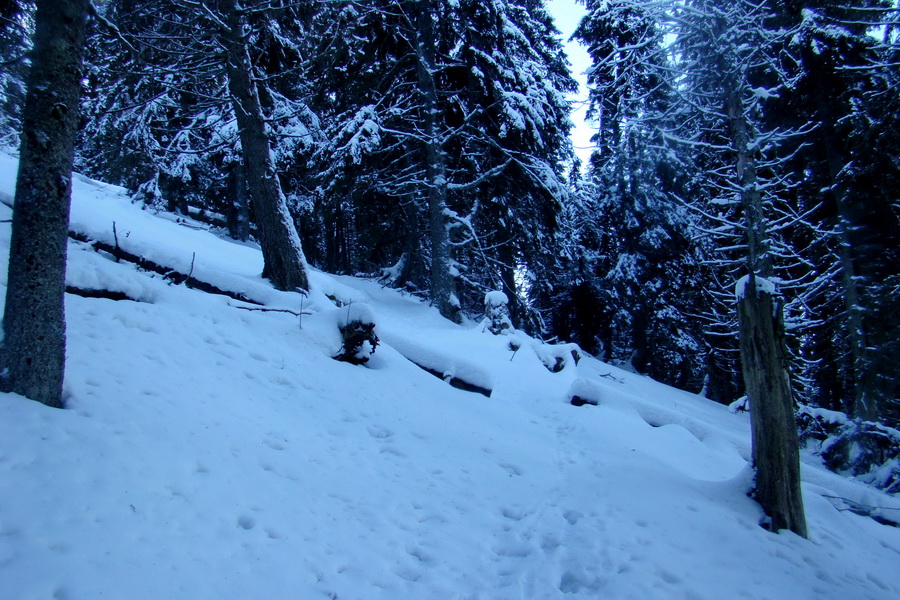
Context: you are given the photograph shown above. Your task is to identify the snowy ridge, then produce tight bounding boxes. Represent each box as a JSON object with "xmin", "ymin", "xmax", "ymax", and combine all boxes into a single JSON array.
[{"xmin": 1, "ymin": 153, "xmax": 899, "ymax": 600}]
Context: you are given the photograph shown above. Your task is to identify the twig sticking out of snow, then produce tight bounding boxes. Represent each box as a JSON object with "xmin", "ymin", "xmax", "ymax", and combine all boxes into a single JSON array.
[
  {"xmin": 598, "ymin": 373, "xmax": 624, "ymax": 384},
  {"xmin": 232, "ymin": 305, "xmax": 310, "ymax": 317},
  {"xmin": 822, "ymin": 495, "xmax": 900, "ymax": 527}
]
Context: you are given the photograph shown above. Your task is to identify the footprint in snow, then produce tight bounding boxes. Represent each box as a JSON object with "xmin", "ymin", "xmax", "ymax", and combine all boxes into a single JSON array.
[
  {"xmin": 367, "ymin": 424, "xmax": 394, "ymax": 439},
  {"xmin": 498, "ymin": 462, "xmax": 522, "ymax": 476},
  {"xmin": 500, "ymin": 506, "xmax": 527, "ymax": 521},
  {"xmin": 263, "ymin": 438, "xmax": 285, "ymax": 451},
  {"xmin": 563, "ymin": 510, "xmax": 582, "ymax": 525}
]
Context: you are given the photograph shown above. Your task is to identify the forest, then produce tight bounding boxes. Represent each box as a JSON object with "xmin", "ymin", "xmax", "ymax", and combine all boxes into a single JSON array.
[{"xmin": 1, "ymin": 0, "xmax": 898, "ymax": 509}]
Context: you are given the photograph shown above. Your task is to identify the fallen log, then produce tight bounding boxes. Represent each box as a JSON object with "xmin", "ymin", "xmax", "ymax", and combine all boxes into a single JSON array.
[
  {"xmin": 66, "ymin": 286, "xmax": 139, "ymax": 302},
  {"xmin": 232, "ymin": 305, "xmax": 310, "ymax": 317},
  {"xmin": 408, "ymin": 359, "xmax": 492, "ymax": 398},
  {"xmin": 68, "ymin": 231, "xmax": 263, "ymax": 305}
]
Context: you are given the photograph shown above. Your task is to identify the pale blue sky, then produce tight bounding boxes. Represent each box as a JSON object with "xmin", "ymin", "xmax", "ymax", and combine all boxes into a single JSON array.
[{"xmin": 546, "ymin": 0, "xmax": 594, "ymax": 168}]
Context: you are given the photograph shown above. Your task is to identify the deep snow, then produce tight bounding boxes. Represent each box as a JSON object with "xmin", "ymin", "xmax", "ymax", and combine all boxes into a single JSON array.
[{"xmin": 0, "ymin": 152, "xmax": 899, "ymax": 600}]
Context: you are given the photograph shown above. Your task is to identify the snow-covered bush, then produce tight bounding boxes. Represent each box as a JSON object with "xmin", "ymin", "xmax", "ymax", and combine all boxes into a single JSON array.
[
  {"xmin": 567, "ymin": 378, "xmax": 602, "ymax": 407},
  {"xmin": 533, "ymin": 341, "xmax": 582, "ymax": 373},
  {"xmin": 333, "ymin": 303, "xmax": 379, "ymax": 365},
  {"xmin": 798, "ymin": 406, "xmax": 900, "ymax": 494},
  {"xmin": 484, "ymin": 290, "xmax": 513, "ymax": 335}
]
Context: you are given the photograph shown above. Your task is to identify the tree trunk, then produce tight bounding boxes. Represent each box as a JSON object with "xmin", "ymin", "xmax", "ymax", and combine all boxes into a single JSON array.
[
  {"xmin": 397, "ymin": 200, "xmax": 424, "ymax": 289},
  {"xmin": 738, "ymin": 278, "xmax": 808, "ymax": 538},
  {"xmin": 0, "ymin": 0, "xmax": 90, "ymax": 408},
  {"xmin": 227, "ymin": 159, "xmax": 250, "ymax": 242},
  {"xmin": 415, "ymin": 2, "xmax": 460, "ymax": 323},
  {"xmin": 497, "ymin": 242, "xmax": 520, "ymax": 329},
  {"xmin": 820, "ymin": 118, "xmax": 874, "ymax": 421},
  {"xmin": 218, "ymin": 0, "xmax": 308, "ymax": 292},
  {"xmin": 727, "ymin": 89, "xmax": 807, "ymax": 538}
]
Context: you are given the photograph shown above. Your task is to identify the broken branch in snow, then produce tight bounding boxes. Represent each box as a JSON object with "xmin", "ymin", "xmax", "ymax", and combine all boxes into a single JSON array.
[
  {"xmin": 112, "ymin": 221, "xmax": 121, "ymax": 263},
  {"xmin": 232, "ymin": 305, "xmax": 310, "ymax": 317},
  {"xmin": 822, "ymin": 495, "xmax": 900, "ymax": 527}
]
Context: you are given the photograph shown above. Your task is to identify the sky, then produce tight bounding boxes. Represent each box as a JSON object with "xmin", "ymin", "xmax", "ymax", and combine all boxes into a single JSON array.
[{"xmin": 546, "ymin": 0, "xmax": 595, "ymax": 169}]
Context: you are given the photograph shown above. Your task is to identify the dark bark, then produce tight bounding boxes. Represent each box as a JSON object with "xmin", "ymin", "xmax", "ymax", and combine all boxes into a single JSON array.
[
  {"xmin": 65, "ymin": 286, "xmax": 138, "ymax": 302},
  {"xmin": 227, "ymin": 160, "xmax": 250, "ymax": 242},
  {"xmin": 738, "ymin": 280, "xmax": 808, "ymax": 538},
  {"xmin": 497, "ymin": 242, "xmax": 520, "ymax": 328},
  {"xmin": 415, "ymin": 2, "xmax": 459, "ymax": 323},
  {"xmin": 819, "ymin": 117, "xmax": 874, "ymax": 421},
  {"xmin": 218, "ymin": 0, "xmax": 308, "ymax": 292},
  {"xmin": 0, "ymin": 0, "xmax": 90, "ymax": 408},
  {"xmin": 726, "ymin": 82, "xmax": 807, "ymax": 537},
  {"xmin": 397, "ymin": 201, "xmax": 424, "ymax": 289}
]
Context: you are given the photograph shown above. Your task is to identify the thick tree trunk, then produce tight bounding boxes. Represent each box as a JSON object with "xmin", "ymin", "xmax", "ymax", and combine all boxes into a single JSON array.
[
  {"xmin": 0, "ymin": 0, "xmax": 89, "ymax": 408},
  {"xmin": 738, "ymin": 279, "xmax": 808, "ymax": 538},
  {"xmin": 219, "ymin": 0, "xmax": 308, "ymax": 292},
  {"xmin": 415, "ymin": 2, "xmax": 460, "ymax": 323}
]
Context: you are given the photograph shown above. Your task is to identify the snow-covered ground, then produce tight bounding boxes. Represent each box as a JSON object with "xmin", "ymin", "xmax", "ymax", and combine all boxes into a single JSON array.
[{"xmin": 0, "ymin": 152, "xmax": 898, "ymax": 600}]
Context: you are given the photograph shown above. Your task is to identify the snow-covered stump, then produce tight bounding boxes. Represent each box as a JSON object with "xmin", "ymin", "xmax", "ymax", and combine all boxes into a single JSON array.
[
  {"xmin": 736, "ymin": 273, "xmax": 807, "ymax": 538},
  {"xmin": 533, "ymin": 342, "xmax": 582, "ymax": 373},
  {"xmin": 484, "ymin": 290, "xmax": 513, "ymax": 335},
  {"xmin": 567, "ymin": 378, "xmax": 602, "ymax": 407},
  {"xmin": 333, "ymin": 303, "xmax": 379, "ymax": 365}
]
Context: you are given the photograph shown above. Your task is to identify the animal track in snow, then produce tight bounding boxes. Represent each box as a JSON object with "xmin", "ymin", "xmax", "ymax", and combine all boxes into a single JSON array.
[
  {"xmin": 498, "ymin": 462, "xmax": 522, "ymax": 476},
  {"xmin": 236, "ymin": 515, "xmax": 255, "ymax": 530},
  {"xmin": 366, "ymin": 424, "xmax": 394, "ymax": 439},
  {"xmin": 263, "ymin": 438, "xmax": 285, "ymax": 451}
]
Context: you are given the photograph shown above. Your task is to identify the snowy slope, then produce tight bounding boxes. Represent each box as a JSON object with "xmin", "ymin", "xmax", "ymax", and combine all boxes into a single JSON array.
[{"xmin": 0, "ymin": 152, "xmax": 898, "ymax": 600}]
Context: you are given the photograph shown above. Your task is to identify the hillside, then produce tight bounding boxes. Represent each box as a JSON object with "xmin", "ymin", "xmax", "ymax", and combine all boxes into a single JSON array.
[{"xmin": 0, "ymin": 152, "xmax": 899, "ymax": 600}]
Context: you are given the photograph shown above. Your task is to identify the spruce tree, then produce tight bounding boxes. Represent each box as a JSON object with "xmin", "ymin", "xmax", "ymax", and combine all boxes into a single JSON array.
[
  {"xmin": 79, "ymin": 0, "xmax": 315, "ymax": 292},
  {"xmin": 571, "ymin": 0, "xmax": 706, "ymax": 388},
  {"xmin": 314, "ymin": 0, "xmax": 574, "ymax": 323},
  {"xmin": 766, "ymin": 1, "xmax": 900, "ymax": 425}
]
